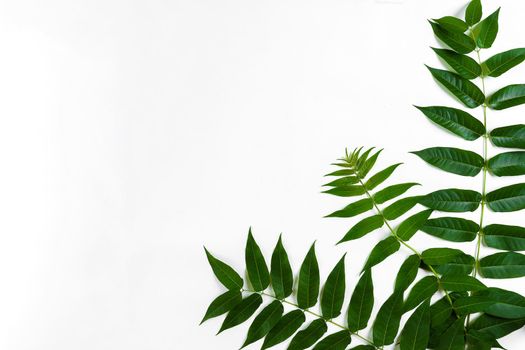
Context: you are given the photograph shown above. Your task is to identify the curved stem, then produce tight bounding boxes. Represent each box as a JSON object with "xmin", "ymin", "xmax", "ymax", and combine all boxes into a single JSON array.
[
  {"xmin": 242, "ymin": 289, "xmax": 378, "ymax": 348},
  {"xmin": 357, "ymin": 178, "xmax": 455, "ymax": 308}
]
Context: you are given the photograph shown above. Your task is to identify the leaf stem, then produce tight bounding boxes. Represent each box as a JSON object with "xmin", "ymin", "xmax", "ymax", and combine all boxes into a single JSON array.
[
  {"xmin": 357, "ymin": 178, "xmax": 456, "ymax": 308},
  {"xmin": 241, "ymin": 289, "xmax": 378, "ymax": 348}
]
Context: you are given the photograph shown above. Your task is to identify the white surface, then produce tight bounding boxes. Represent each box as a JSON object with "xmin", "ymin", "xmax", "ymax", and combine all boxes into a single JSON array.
[{"xmin": 0, "ymin": 0, "xmax": 524, "ymax": 349}]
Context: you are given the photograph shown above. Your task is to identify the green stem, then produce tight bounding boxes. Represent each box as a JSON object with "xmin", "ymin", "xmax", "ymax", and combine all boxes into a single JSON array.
[
  {"xmin": 357, "ymin": 178, "xmax": 455, "ymax": 308},
  {"xmin": 242, "ymin": 289, "xmax": 378, "ymax": 348}
]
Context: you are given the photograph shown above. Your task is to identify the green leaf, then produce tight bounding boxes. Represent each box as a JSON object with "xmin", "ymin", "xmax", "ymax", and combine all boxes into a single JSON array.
[
  {"xmin": 440, "ymin": 273, "xmax": 486, "ymax": 292},
  {"xmin": 474, "ymin": 8, "xmax": 500, "ymax": 49},
  {"xmin": 479, "ymin": 252, "xmax": 525, "ymax": 279},
  {"xmin": 313, "ymin": 331, "xmax": 351, "ymax": 350},
  {"xmin": 246, "ymin": 230, "xmax": 270, "ymax": 291},
  {"xmin": 324, "ymin": 169, "xmax": 355, "ymax": 177},
  {"xmin": 465, "ymin": 0, "xmax": 482, "ymax": 26},
  {"xmin": 347, "ymin": 269, "xmax": 374, "ymax": 332},
  {"xmin": 270, "ymin": 235, "xmax": 293, "ymax": 299},
  {"xmin": 486, "ymin": 183, "xmax": 525, "ymax": 212},
  {"xmin": 479, "ymin": 288, "xmax": 525, "ymax": 319},
  {"xmin": 488, "ymin": 84, "xmax": 525, "ymax": 110},
  {"xmin": 454, "ymin": 295, "xmax": 495, "ymax": 316},
  {"xmin": 396, "ymin": 209, "xmax": 433, "ymax": 241},
  {"xmin": 489, "ymin": 151, "xmax": 525, "ymax": 176},
  {"xmin": 430, "ymin": 296, "xmax": 454, "ymax": 326},
  {"xmin": 323, "ymin": 176, "xmax": 359, "ymax": 187},
  {"xmin": 288, "ymin": 319, "xmax": 328, "ymax": 350},
  {"xmin": 429, "ymin": 315, "xmax": 456, "ymax": 348},
  {"xmin": 434, "ymin": 16, "xmax": 468, "ymax": 33},
  {"xmin": 373, "ymin": 291, "xmax": 404, "ymax": 346},
  {"xmin": 242, "ymin": 300, "xmax": 284, "ymax": 348},
  {"xmin": 321, "ymin": 255, "xmax": 346, "ymax": 319},
  {"xmin": 422, "ymin": 247, "xmax": 464, "ymax": 265},
  {"xmin": 201, "ymin": 290, "xmax": 242, "ymax": 324},
  {"xmin": 400, "ymin": 299, "xmax": 431, "ymax": 350},
  {"xmin": 484, "ymin": 224, "xmax": 525, "ymax": 251},
  {"xmin": 383, "ymin": 196, "xmax": 422, "ymax": 220},
  {"xmin": 365, "ymin": 163, "xmax": 402, "ymax": 190},
  {"xmin": 421, "ymin": 217, "xmax": 479, "ymax": 242},
  {"xmin": 362, "ymin": 236, "xmax": 400, "ymax": 271},
  {"xmin": 415, "ymin": 106, "xmax": 485, "ymax": 141},
  {"xmin": 470, "ymin": 313, "xmax": 525, "ymax": 338},
  {"xmin": 349, "ymin": 346, "xmax": 375, "ymax": 350},
  {"xmin": 325, "ymin": 198, "xmax": 373, "ymax": 218},
  {"xmin": 429, "ymin": 21, "xmax": 476, "ymax": 54},
  {"xmin": 483, "ymin": 48, "xmax": 525, "ymax": 77},
  {"xmin": 466, "ymin": 329, "xmax": 503, "ymax": 350},
  {"xmin": 322, "ymin": 185, "xmax": 366, "ymax": 197},
  {"xmin": 432, "ymin": 48, "xmax": 481, "ymax": 79},
  {"xmin": 490, "ymin": 124, "xmax": 525, "ymax": 149},
  {"xmin": 395, "ymin": 255, "xmax": 421, "ymax": 292},
  {"xmin": 359, "ymin": 149, "xmax": 383, "ymax": 178},
  {"xmin": 434, "ymin": 254, "xmax": 475, "ymax": 275},
  {"xmin": 426, "ymin": 66, "xmax": 485, "ymax": 108},
  {"xmin": 436, "ymin": 317, "xmax": 466, "ymax": 350},
  {"xmin": 338, "ymin": 215, "xmax": 384, "ymax": 243},
  {"xmin": 218, "ymin": 293, "xmax": 263, "ymax": 334},
  {"xmin": 261, "ymin": 310, "xmax": 305, "ymax": 349},
  {"xmin": 374, "ymin": 183, "xmax": 420, "ymax": 204},
  {"xmin": 420, "ymin": 188, "xmax": 482, "ymax": 212},
  {"xmin": 403, "ymin": 276, "xmax": 439, "ymax": 313},
  {"xmin": 297, "ymin": 243, "xmax": 320, "ymax": 309},
  {"xmin": 204, "ymin": 248, "xmax": 243, "ymax": 290},
  {"xmin": 412, "ymin": 147, "xmax": 484, "ymax": 176}
]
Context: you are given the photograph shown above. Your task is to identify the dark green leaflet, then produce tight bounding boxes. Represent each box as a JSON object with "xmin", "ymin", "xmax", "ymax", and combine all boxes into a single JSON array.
[
  {"xmin": 421, "ymin": 217, "xmax": 478, "ymax": 242},
  {"xmin": 218, "ymin": 293, "xmax": 263, "ymax": 334},
  {"xmin": 473, "ymin": 8, "xmax": 500, "ymax": 49},
  {"xmin": 479, "ymin": 288, "xmax": 525, "ymax": 319},
  {"xmin": 205, "ymin": 248, "xmax": 243, "ymax": 290},
  {"xmin": 470, "ymin": 313, "xmax": 525, "ymax": 338},
  {"xmin": 372, "ymin": 291, "xmax": 404, "ymax": 346},
  {"xmin": 261, "ymin": 310, "xmax": 305, "ymax": 349},
  {"xmin": 323, "ymin": 176, "xmax": 359, "ymax": 187},
  {"xmin": 426, "ymin": 66, "xmax": 485, "ymax": 108},
  {"xmin": 434, "ymin": 254, "xmax": 475, "ymax": 275},
  {"xmin": 383, "ymin": 196, "xmax": 422, "ymax": 220},
  {"xmin": 453, "ymin": 296, "xmax": 495, "ymax": 316},
  {"xmin": 394, "ymin": 255, "xmax": 420, "ymax": 292},
  {"xmin": 466, "ymin": 329, "xmax": 502, "ymax": 350},
  {"xmin": 201, "ymin": 290, "xmax": 242, "ymax": 324},
  {"xmin": 287, "ymin": 319, "xmax": 327, "ymax": 350},
  {"xmin": 429, "ymin": 315, "xmax": 456, "ymax": 348},
  {"xmin": 411, "ymin": 147, "xmax": 484, "ymax": 176},
  {"xmin": 483, "ymin": 224, "xmax": 525, "ymax": 251},
  {"xmin": 399, "ymin": 299, "xmax": 431, "ymax": 350},
  {"xmin": 297, "ymin": 243, "xmax": 320, "ymax": 309},
  {"xmin": 362, "ymin": 236, "xmax": 400, "ymax": 271},
  {"xmin": 373, "ymin": 182, "xmax": 420, "ymax": 204},
  {"xmin": 465, "ymin": 0, "xmax": 482, "ymax": 26},
  {"xmin": 322, "ymin": 185, "xmax": 365, "ymax": 197},
  {"xmin": 430, "ymin": 296, "xmax": 454, "ymax": 326},
  {"xmin": 325, "ymin": 169, "xmax": 355, "ymax": 177},
  {"xmin": 420, "ymin": 188, "xmax": 481, "ymax": 212},
  {"xmin": 312, "ymin": 331, "xmax": 351, "ymax": 350},
  {"xmin": 403, "ymin": 276, "xmax": 439, "ymax": 313},
  {"xmin": 486, "ymin": 183, "xmax": 525, "ymax": 212},
  {"xmin": 270, "ymin": 235, "xmax": 293, "ymax": 299},
  {"xmin": 396, "ymin": 209, "xmax": 433, "ymax": 241},
  {"xmin": 347, "ymin": 269, "xmax": 374, "ymax": 332},
  {"xmin": 325, "ymin": 198, "xmax": 373, "ymax": 218},
  {"xmin": 479, "ymin": 252, "xmax": 525, "ymax": 279},
  {"xmin": 421, "ymin": 247, "xmax": 464, "ymax": 265},
  {"xmin": 436, "ymin": 317, "xmax": 466, "ymax": 350},
  {"xmin": 488, "ymin": 84, "xmax": 525, "ymax": 110},
  {"xmin": 440, "ymin": 273, "xmax": 486, "ymax": 291},
  {"xmin": 320, "ymin": 255, "xmax": 346, "ymax": 319},
  {"xmin": 349, "ymin": 346, "xmax": 375, "ymax": 350},
  {"xmin": 488, "ymin": 151, "xmax": 525, "ymax": 176},
  {"xmin": 365, "ymin": 163, "xmax": 402, "ymax": 190},
  {"xmin": 242, "ymin": 301, "xmax": 284, "ymax": 348},
  {"xmin": 432, "ymin": 48, "xmax": 481, "ymax": 79},
  {"xmin": 490, "ymin": 124, "xmax": 525, "ymax": 149},
  {"xmin": 434, "ymin": 16, "xmax": 468, "ymax": 32},
  {"xmin": 429, "ymin": 21, "xmax": 476, "ymax": 54},
  {"xmin": 246, "ymin": 230, "xmax": 270, "ymax": 291},
  {"xmin": 415, "ymin": 106, "xmax": 485, "ymax": 141},
  {"xmin": 483, "ymin": 48, "xmax": 525, "ymax": 77},
  {"xmin": 338, "ymin": 215, "xmax": 384, "ymax": 243}
]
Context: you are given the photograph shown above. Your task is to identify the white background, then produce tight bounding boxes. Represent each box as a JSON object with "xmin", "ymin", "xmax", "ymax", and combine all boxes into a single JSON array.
[{"xmin": 0, "ymin": 0, "xmax": 524, "ymax": 349}]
